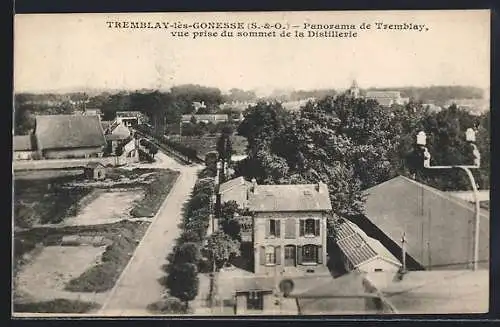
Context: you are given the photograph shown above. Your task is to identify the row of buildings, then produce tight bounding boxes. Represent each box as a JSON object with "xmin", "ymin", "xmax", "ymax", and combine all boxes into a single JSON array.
[
  {"xmin": 13, "ymin": 111, "xmax": 145, "ymax": 161},
  {"xmin": 210, "ymin": 168, "xmax": 489, "ymax": 314}
]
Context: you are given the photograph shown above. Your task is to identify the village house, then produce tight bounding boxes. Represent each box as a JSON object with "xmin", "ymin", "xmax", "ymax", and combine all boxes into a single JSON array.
[
  {"xmin": 115, "ymin": 111, "xmax": 144, "ymax": 127},
  {"xmin": 350, "ymin": 175, "xmax": 489, "ymax": 271},
  {"xmin": 181, "ymin": 114, "xmax": 229, "ymax": 124},
  {"xmin": 444, "ymin": 98, "xmax": 489, "ymax": 116},
  {"xmin": 103, "ymin": 122, "xmax": 132, "ymax": 155},
  {"xmin": 333, "ymin": 219, "xmax": 402, "ymax": 274},
  {"xmin": 33, "ymin": 115, "xmax": 107, "ymax": 159},
  {"xmin": 248, "ymin": 179, "xmax": 332, "ymax": 276},
  {"xmin": 365, "ymin": 91, "xmax": 409, "ymax": 107},
  {"xmin": 13, "ymin": 135, "xmax": 37, "ymax": 160}
]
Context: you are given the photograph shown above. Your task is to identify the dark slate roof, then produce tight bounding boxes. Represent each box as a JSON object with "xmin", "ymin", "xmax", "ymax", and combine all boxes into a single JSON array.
[
  {"xmin": 13, "ymin": 135, "xmax": 34, "ymax": 151},
  {"xmin": 335, "ymin": 219, "xmax": 401, "ymax": 268},
  {"xmin": 35, "ymin": 115, "xmax": 106, "ymax": 150},
  {"xmin": 248, "ymin": 182, "xmax": 332, "ymax": 212}
]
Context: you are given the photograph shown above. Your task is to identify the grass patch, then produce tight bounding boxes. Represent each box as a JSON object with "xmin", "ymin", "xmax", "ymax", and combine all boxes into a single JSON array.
[
  {"xmin": 63, "ymin": 220, "xmax": 150, "ymax": 293},
  {"xmin": 13, "ymin": 299, "xmax": 100, "ymax": 314},
  {"xmin": 147, "ymin": 297, "xmax": 192, "ymax": 314},
  {"xmin": 130, "ymin": 169, "xmax": 180, "ymax": 218},
  {"xmin": 14, "ymin": 177, "xmax": 92, "ymax": 227},
  {"xmin": 13, "ymin": 220, "xmax": 149, "ymax": 291}
]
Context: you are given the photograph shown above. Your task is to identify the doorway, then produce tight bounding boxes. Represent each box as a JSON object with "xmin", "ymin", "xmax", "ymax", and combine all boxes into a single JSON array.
[{"xmin": 285, "ymin": 245, "xmax": 296, "ymax": 267}]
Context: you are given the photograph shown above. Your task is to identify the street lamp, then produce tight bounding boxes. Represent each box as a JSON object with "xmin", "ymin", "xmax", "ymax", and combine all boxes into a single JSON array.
[{"xmin": 416, "ymin": 129, "xmax": 482, "ymax": 271}]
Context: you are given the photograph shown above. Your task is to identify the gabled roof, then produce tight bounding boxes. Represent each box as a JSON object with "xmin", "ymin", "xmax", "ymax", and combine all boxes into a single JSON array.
[
  {"xmin": 35, "ymin": 115, "xmax": 106, "ymax": 150},
  {"xmin": 105, "ymin": 123, "xmax": 131, "ymax": 141},
  {"xmin": 13, "ymin": 135, "xmax": 34, "ymax": 151},
  {"xmin": 248, "ymin": 182, "xmax": 332, "ymax": 212},
  {"xmin": 219, "ymin": 176, "xmax": 251, "ymax": 194},
  {"xmin": 335, "ymin": 219, "xmax": 401, "ymax": 268},
  {"xmin": 364, "ymin": 175, "xmax": 489, "ymax": 218}
]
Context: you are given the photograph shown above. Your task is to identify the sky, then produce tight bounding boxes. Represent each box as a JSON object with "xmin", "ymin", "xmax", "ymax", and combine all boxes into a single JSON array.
[{"xmin": 14, "ymin": 10, "xmax": 490, "ymax": 95}]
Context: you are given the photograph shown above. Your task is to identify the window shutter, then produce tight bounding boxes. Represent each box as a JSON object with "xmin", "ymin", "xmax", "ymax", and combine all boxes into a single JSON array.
[
  {"xmin": 299, "ymin": 220, "xmax": 305, "ymax": 236},
  {"xmin": 276, "ymin": 220, "xmax": 281, "ymax": 237},
  {"xmin": 265, "ymin": 220, "xmax": 270, "ymax": 237},
  {"xmin": 285, "ymin": 219, "xmax": 296, "ymax": 238},
  {"xmin": 259, "ymin": 246, "xmax": 266, "ymax": 265},
  {"xmin": 275, "ymin": 246, "xmax": 281, "ymax": 265},
  {"xmin": 315, "ymin": 219, "xmax": 320, "ymax": 236},
  {"xmin": 297, "ymin": 245, "xmax": 303, "ymax": 264},
  {"xmin": 317, "ymin": 245, "xmax": 323, "ymax": 264}
]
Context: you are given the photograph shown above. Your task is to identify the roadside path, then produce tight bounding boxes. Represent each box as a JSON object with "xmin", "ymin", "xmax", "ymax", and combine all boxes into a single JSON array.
[{"xmin": 98, "ymin": 152, "xmax": 201, "ymax": 316}]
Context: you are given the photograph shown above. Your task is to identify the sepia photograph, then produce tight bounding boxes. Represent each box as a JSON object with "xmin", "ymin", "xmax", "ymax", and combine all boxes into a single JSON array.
[{"xmin": 12, "ymin": 10, "xmax": 490, "ymax": 317}]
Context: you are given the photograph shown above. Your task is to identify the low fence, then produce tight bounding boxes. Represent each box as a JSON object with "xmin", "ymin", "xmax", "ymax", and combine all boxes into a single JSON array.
[{"xmin": 13, "ymin": 156, "xmax": 128, "ymax": 171}]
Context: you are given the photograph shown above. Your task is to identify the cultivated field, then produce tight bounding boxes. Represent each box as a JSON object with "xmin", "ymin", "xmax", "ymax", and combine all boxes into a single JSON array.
[{"xmin": 12, "ymin": 167, "xmax": 180, "ymax": 314}]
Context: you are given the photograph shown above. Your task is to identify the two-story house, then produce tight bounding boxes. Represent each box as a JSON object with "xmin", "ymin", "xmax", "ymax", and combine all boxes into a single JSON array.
[{"xmin": 248, "ymin": 179, "xmax": 332, "ymax": 276}]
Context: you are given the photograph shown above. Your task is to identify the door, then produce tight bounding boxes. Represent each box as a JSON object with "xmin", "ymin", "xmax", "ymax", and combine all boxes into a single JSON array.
[{"xmin": 285, "ymin": 245, "xmax": 296, "ymax": 267}]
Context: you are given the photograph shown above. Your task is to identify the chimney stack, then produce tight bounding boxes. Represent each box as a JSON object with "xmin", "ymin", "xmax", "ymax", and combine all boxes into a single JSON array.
[
  {"xmin": 401, "ymin": 232, "xmax": 407, "ymax": 272},
  {"xmin": 315, "ymin": 182, "xmax": 321, "ymax": 192},
  {"xmin": 251, "ymin": 178, "xmax": 257, "ymax": 194}
]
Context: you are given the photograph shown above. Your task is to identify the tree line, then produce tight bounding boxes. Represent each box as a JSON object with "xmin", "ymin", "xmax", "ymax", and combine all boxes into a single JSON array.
[{"xmin": 234, "ymin": 95, "xmax": 490, "ymax": 223}]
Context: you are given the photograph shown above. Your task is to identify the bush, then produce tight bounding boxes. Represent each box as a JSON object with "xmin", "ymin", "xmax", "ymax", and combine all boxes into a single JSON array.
[
  {"xmin": 13, "ymin": 299, "xmax": 100, "ymax": 313},
  {"xmin": 166, "ymin": 263, "xmax": 199, "ymax": 306},
  {"xmin": 171, "ymin": 242, "xmax": 201, "ymax": 265},
  {"xmin": 147, "ymin": 297, "xmax": 191, "ymax": 314}
]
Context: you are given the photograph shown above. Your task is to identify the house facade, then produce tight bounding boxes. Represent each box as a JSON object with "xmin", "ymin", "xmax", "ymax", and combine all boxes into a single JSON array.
[
  {"xmin": 116, "ymin": 111, "xmax": 144, "ymax": 127},
  {"xmin": 365, "ymin": 91, "xmax": 409, "ymax": 107},
  {"xmin": 34, "ymin": 115, "xmax": 107, "ymax": 159},
  {"xmin": 248, "ymin": 180, "xmax": 332, "ymax": 276},
  {"xmin": 13, "ymin": 135, "xmax": 36, "ymax": 160}
]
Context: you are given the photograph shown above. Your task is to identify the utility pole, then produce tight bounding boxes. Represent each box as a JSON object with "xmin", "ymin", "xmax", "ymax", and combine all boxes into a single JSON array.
[{"xmin": 401, "ymin": 232, "xmax": 407, "ymax": 272}]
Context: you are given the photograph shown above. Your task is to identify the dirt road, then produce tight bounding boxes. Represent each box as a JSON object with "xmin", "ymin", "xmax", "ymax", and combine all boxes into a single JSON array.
[{"xmin": 98, "ymin": 152, "xmax": 201, "ymax": 315}]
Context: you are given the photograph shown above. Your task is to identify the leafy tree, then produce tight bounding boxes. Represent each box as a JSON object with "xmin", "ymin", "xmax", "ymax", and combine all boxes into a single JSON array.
[
  {"xmin": 219, "ymin": 201, "xmax": 241, "ymax": 241},
  {"xmin": 172, "ymin": 242, "xmax": 201, "ymax": 265},
  {"xmin": 166, "ymin": 263, "xmax": 199, "ymax": 308},
  {"xmin": 205, "ymin": 231, "xmax": 241, "ymax": 271},
  {"xmin": 178, "ymin": 230, "xmax": 203, "ymax": 244}
]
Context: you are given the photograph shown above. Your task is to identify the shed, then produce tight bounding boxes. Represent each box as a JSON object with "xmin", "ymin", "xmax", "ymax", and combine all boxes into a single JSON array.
[{"xmin": 84, "ymin": 162, "xmax": 107, "ymax": 180}]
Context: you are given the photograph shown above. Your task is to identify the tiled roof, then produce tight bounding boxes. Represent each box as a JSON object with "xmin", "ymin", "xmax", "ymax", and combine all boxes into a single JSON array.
[
  {"xmin": 335, "ymin": 219, "xmax": 401, "ymax": 268},
  {"xmin": 105, "ymin": 123, "xmax": 130, "ymax": 141},
  {"xmin": 219, "ymin": 176, "xmax": 251, "ymax": 194},
  {"xmin": 248, "ymin": 182, "xmax": 332, "ymax": 212},
  {"xmin": 13, "ymin": 135, "xmax": 34, "ymax": 151},
  {"xmin": 35, "ymin": 115, "xmax": 106, "ymax": 150}
]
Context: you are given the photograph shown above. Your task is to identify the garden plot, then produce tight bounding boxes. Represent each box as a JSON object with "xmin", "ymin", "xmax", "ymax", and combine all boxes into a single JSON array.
[
  {"xmin": 62, "ymin": 190, "xmax": 144, "ymax": 226},
  {"xmin": 15, "ymin": 245, "xmax": 108, "ymax": 303}
]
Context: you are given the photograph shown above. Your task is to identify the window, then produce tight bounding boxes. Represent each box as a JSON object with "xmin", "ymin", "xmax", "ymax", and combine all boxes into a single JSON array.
[
  {"xmin": 260, "ymin": 246, "xmax": 281, "ymax": 266},
  {"xmin": 299, "ymin": 244, "xmax": 323, "ymax": 264},
  {"xmin": 265, "ymin": 246, "xmax": 275, "ymax": 265},
  {"xmin": 247, "ymin": 291, "xmax": 264, "ymax": 310},
  {"xmin": 266, "ymin": 219, "xmax": 280, "ymax": 238},
  {"xmin": 300, "ymin": 219, "xmax": 320, "ymax": 237}
]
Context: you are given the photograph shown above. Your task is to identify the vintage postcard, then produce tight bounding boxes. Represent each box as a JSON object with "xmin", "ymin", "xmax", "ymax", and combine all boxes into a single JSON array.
[{"xmin": 12, "ymin": 10, "xmax": 490, "ymax": 317}]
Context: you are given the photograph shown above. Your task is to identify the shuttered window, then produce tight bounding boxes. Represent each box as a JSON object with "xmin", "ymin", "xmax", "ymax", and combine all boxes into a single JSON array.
[
  {"xmin": 302, "ymin": 218, "xmax": 321, "ymax": 237},
  {"xmin": 268, "ymin": 219, "xmax": 280, "ymax": 238},
  {"xmin": 259, "ymin": 246, "xmax": 266, "ymax": 265},
  {"xmin": 285, "ymin": 219, "xmax": 296, "ymax": 239},
  {"xmin": 265, "ymin": 246, "xmax": 276, "ymax": 265},
  {"xmin": 275, "ymin": 246, "xmax": 282, "ymax": 265}
]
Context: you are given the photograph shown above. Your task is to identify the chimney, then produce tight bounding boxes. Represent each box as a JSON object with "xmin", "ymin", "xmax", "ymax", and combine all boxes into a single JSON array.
[
  {"xmin": 315, "ymin": 182, "xmax": 321, "ymax": 192},
  {"xmin": 251, "ymin": 178, "xmax": 257, "ymax": 194},
  {"xmin": 401, "ymin": 232, "xmax": 407, "ymax": 273}
]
